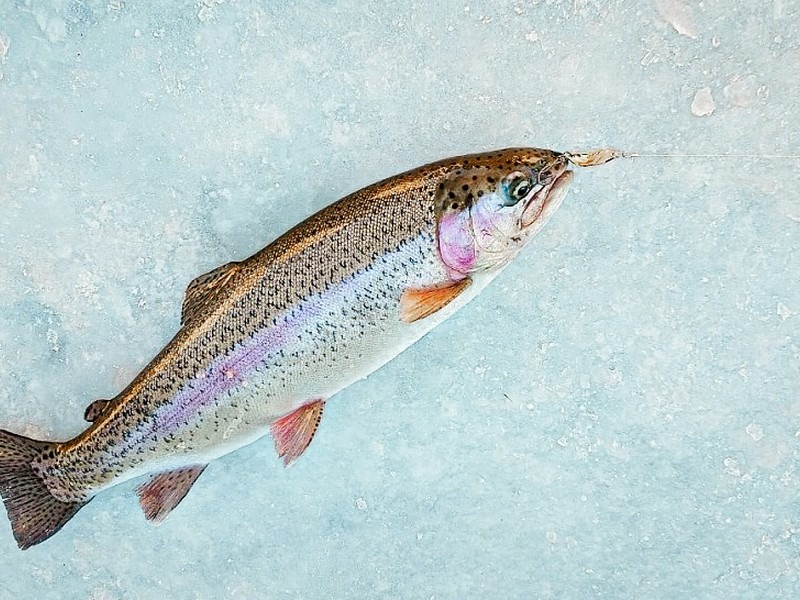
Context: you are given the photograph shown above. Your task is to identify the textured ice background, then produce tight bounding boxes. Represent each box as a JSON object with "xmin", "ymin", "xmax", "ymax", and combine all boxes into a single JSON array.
[{"xmin": 1, "ymin": 0, "xmax": 799, "ymax": 598}]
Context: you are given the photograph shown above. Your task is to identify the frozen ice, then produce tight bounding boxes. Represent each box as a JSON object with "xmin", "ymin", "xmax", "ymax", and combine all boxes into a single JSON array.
[
  {"xmin": 1, "ymin": 0, "xmax": 799, "ymax": 598},
  {"xmin": 691, "ymin": 86, "xmax": 716, "ymax": 117},
  {"xmin": 655, "ymin": 0, "xmax": 699, "ymax": 39}
]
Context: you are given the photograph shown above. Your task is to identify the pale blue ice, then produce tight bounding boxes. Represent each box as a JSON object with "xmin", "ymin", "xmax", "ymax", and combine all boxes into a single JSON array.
[{"xmin": 1, "ymin": 1, "xmax": 799, "ymax": 598}]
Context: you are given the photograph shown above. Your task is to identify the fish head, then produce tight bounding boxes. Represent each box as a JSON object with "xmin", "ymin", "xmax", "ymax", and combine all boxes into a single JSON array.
[{"xmin": 434, "ymin": 148, "xmax": 574, "ymax": 276}]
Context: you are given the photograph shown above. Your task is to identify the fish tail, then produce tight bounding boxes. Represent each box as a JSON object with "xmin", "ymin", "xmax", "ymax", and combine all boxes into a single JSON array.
[{"xmin": 0, "ymin": 429, "xmax": 88, "ymax": 549}]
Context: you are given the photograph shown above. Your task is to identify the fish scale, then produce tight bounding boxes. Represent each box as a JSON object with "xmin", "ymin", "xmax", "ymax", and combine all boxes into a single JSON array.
[{"xmin": 0, "ymin": 147, "xmax": 616, "ymax": 549}]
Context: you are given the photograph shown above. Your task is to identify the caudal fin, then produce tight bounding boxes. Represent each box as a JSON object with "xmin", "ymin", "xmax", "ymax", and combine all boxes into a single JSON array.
[{"xmin": 0, "ymin": 429, "xmax": 88, "ymax": 549}]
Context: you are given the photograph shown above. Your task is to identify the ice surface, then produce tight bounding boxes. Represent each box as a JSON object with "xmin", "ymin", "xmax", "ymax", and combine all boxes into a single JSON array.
[
  {"xmin": 690, "ymin": 86, "xmax": 716, "ymax": 116},
  {"xmin": 1, "ymin": 0, "xmax": 799, "ymax": 598},
  {"xmin": 655, "ymin": 0, "xmax": 698, "ymax": 39}
]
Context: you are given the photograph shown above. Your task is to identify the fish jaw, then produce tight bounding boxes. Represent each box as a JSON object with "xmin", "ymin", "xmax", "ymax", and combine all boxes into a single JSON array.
[{"xmin": 520, "ymin": 169, "xmax": 573, "ymax": 230}]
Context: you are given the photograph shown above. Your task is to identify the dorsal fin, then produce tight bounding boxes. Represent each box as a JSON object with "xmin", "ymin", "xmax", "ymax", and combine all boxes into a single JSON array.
[
  {"xmin": 136, "ymin": 465, "xmax": 206, "ymax": 523},
  {"xmin": 84, "ymin": 399, "xmax": 111, "ymax": 422},
  {"xmin": 181, "ymin": 261, "xmax": 241, "ymax": 325}
]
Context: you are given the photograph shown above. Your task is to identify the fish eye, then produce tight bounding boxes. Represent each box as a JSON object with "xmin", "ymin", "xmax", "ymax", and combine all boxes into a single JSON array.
[{"xmin": 504, "ymin": 176, "xmax": 533, "ymax": 206}]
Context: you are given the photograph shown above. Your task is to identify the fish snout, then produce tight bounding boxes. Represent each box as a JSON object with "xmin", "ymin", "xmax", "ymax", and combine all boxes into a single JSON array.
[{"xmin": 537, "ymin": 155, "xmax": 570, "ymax": 186}]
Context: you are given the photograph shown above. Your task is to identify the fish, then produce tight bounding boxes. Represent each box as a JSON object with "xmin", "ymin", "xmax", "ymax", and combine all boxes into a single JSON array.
[{"xmin": 0, "ymin": 146, "xmax": 616, "ymax": 549}]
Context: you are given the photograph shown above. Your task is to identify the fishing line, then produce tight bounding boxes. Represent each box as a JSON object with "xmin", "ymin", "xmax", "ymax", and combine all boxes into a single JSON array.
[
  {"xmin": 563, "ymin": 148, "xmax": 800, "ymax": 167},
  {"xmin": 623, "ymin": 152, "xmax": 800, "ymax": 159}
]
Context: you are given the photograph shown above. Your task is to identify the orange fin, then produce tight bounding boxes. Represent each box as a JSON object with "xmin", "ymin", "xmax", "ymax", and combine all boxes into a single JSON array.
[
  {"xmin": 136, "ymin": 465, "xmax": 206, "ymax": 523},
  {"xmin": 270, "ymin": 399, "xmax": 325, "ymax": 466},
  {"xmin": 181, "ymin": 261, "xmax": 241, "ymax": 325},
  {"xmin": 400, "ymin": 278, "xmax": 472, "ymax": 323},
  {"xmin": 84, "ymin": 399, "xmax": 111, "ymax": 422}
]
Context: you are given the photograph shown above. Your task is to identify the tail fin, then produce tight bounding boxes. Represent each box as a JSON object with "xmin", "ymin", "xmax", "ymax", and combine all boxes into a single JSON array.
[{"xmin": 0, "ymin": 429, "xmax": 89, "ymax": 549}]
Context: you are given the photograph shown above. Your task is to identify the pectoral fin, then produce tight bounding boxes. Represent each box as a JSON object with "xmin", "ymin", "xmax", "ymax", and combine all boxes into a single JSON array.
[
  {"xmin": 181, "ymin": 261, "xmax": 241, "ymax": 325},
  {"xmin": 270, "ymin": 399, "xmax": 325, "ymax": 466},
  {"xmin": 400, "ymin": 278, "xmax": 472, "ymax": 323},
  {"xmin": 136, "ymin": 465, "xmax": 207, "ymax": 523}
]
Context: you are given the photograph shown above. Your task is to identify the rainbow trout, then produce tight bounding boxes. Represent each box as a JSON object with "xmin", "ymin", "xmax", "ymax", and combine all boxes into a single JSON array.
[{"xmin": 0, "ymin": 147, "xmax": 616, "ymax": 549}]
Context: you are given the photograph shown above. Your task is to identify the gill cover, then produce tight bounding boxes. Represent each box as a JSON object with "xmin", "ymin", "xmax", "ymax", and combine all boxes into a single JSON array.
[{"xmin": 434, "ymin": 150, "xmax": 572, "ymax": 277}]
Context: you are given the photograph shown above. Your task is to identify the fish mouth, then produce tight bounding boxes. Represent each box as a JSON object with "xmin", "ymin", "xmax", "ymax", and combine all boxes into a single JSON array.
[{"xmin": 520, "ymin": 169, "xmax": 574, "ymax": 228}]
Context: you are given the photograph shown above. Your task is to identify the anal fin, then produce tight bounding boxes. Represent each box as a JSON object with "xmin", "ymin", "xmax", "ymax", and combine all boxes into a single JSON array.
[
  {"xmin": 136, "ymin": 465, "xmax": 206, "ymax": 523},
  {"xmin": 270, "ymin": 399, "xmax": 324, "ymax": 466},
  {"xmin": 400, "ymin": 277, "xmax": 472, "ymax": 323}
]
